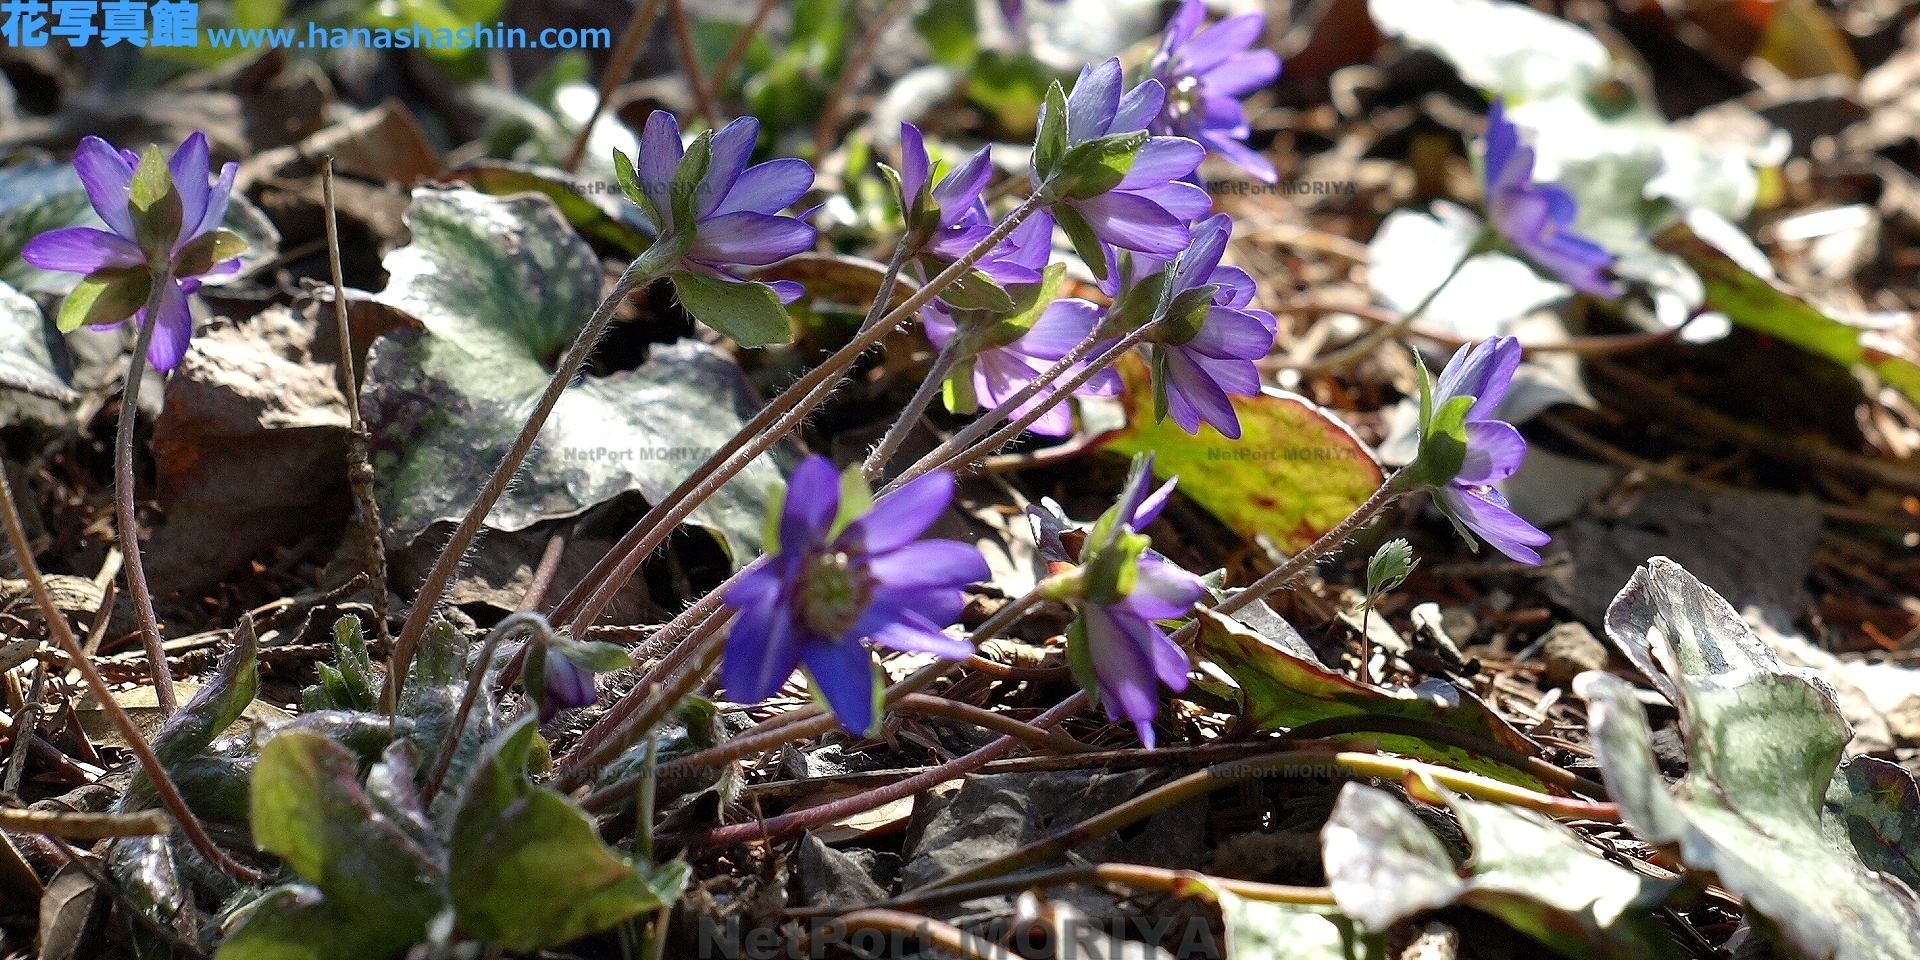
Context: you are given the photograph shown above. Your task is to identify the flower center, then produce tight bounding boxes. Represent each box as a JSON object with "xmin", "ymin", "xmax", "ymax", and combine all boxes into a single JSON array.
[
  {"xmin": 798, "ymin": 551, "xmax": 872, "ymax": 638},
  {"xmin": 1166, "ymin": 75, "xmax": 1203, "ymax": 124}
]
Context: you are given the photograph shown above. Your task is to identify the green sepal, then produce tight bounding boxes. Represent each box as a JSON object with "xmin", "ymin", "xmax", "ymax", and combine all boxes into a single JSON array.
[
  {"xmin": 612, "ymin": 148, "xmax": 662, "ymax": 232},
  {"xmin": 1052, "ymin": 203, "xmax": 1108, "ymax": 282},
  {"xmin": 1079, "ymin": 452, "xmax": 1158, "ymax": 606},
  {"xmin": 1409, "ymin": 394, "xmax": 1473, "ymax": 489},
  {"xmin": 830, "ymin": 463, "xmax": 874, "ymax": 539},
  {"xmin": 668, "ymin": 132, "xmax": 714, "ymax": 239},
  {"xmin": 172, "ymin": 228, "xmax": 247, "ymax": 277},
  {"xmin": 1103, "ymin": 263, "xmax": 1167, "ymax": 336},
  {"xmin": 522, "ymin": 640, "xmax": 550, "ymax": 716},
  {"xmin": 982, "ymin": 262, "xmax": 1067, "ymax": 347},
  {"xmin": 58, "ymin": 268, "xmax": 150, "ymax": 332},
  {"xmin": 1150, "ymin": 345, "xmax": 1173, "ymax": 426},
  {"xmin": 1034, "ymin": 82, "xmax": 1070, "ymax": 183},
  {"xmin": 1066, "ymin": 616, "xmax": 1101, "ymax": 707},
  {"xmin": 1045, "ymin": 131, "xmax": 1147, "ymax": 202},
  {"xmin": 129, "ymin": 145, "xmax": 184, "ymax": 260},
  {"xmin": 761, "ymin": 477, "xmax": 789, "ymax": 556},
  {"xmin": 670, "ymin": 272, "xmax": 794, "ymax": 347},
  {"xmin": 1156, "ymin": 283, "xmax": 1218, "ymax": 345},
  {"xmin": 937, "ymin": 269, "xmax": 1015, "ymax": 313},
  {"xmin": 550, "ymin": 633, "xmax": 635, "ymax": 674},
  {"xmin": 942, "ymin": 357, "xmax": 980, "ymax": 415}
]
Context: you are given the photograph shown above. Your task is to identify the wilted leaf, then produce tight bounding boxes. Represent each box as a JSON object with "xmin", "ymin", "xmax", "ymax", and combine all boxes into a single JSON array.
[
  {"xmin": 1578, "ymin": 558, "xmax": 1920, "ymax": 960},
  {"xmin": 1322, "ymin": 783, "xmax": 1683, "ymax": 958},
  {"xmin": 450, "ymin": 716, "xmax": 690, "ymax": 951},
  {"xmin": 364, "ymin": 188, "xmax": 784, "ymax": 561},
  {"xmin": 1098, "ymin": 354, "xmax": 1382, "ymax": 555},
  {"xmin": 1193, "ymin": 610, "xmax": 1549, "ymax": 790}
]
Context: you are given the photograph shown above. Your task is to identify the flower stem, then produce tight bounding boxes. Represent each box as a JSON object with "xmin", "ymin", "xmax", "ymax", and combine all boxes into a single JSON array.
[
  {"xmin": 0, "ymin": 463, "xmax": 263, "ymax": 884},
  {"xmin": 1208, "ymin": 470, "xmax": 1405, "ymax": 620},
  {"xmin": 420, "ymin": 612, "xmax": 545, "ymax": 807},
  {"xmin": 1300, "ymin": 226, "xmax": 1488, "ymax": 375},
  {"xmin": 550, "ymin": 194, "xmax": 1049, "ymax": 638},
  {"xmin": 118, "ymin": 269, "xmax": 176, "ymax": 717},
  {"xmin": 862, "ymin": 335, "xmax": 964, "ymax": 477},
  {"xmin": 380, "ymin": 246, "xmax": 679, "ymax": 714}
]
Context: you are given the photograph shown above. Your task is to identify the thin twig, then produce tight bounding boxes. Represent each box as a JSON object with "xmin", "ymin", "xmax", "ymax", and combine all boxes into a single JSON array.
[
  {"xmin": 322, "ymin": 157, "xmax": 392, "ymax": 647},
  {"xmin": 0, "ymin": 805, "xmax": 172, "ymax": 839},
  {"xmin": 713, "ymin": 0, "xmax": 781, "ymax": 91},
  {"xmin": 0, "ymin": 462, "xmax": 263, "ymax": 883},
  {"xmin": 834, "ymin": 910, "xmax": 1008, "ymax": 960},
  {"xmin": 812, "ymin": 0, "xmax": 913, "ymax": 155},
  {"xmin": 668, "ymin": 0, "xmax": 721, "ymax": 130},
  {"xmin": 4, "ymin": 658, "xmax": 46, "ymax": 794},
  {"xmin": 564, "ymin": 0, "xmax": 671, "ymax": 172},
  {"xmin": 117, "ymin": 270, "xmax": 176, "ymax": 716},
  {"xmin": 896, "ymin": 693, "xmax": 1099, "ymax": 753},
  {"xmin": 822, "ymin": 862, "xmax": 1335, "ymax": 917}
]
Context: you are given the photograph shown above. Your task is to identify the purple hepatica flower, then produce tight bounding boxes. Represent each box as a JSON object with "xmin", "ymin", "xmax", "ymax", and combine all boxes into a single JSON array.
[
  {"xmin": 22, "ymin": 133, "xmax": 242, "ymax": 373},
  {"xmin": 896, "ymin": 123, "xmax": 1054, "ymax": 292},
  {"xmin": 722, "ymin": 455, "xmax": 989, "ymax": 734},
  {"xmin": 1149, "ymin": 0, "xmax": 1282, "ymax": 184},
  {"xmin": 1482, "ymin": 99, "xmax": 1618, "ymax": 299},
  {"xmin": 1425, "ymin": 336, "xmax": 1551, "ymax": 564},
  {"xmin": 540, "ymin": 654, "xmax": 598, "ymax": 723},
  {"xmin": 1103, "ymin": 214, "xmax": 1276, "ymax": 438},
  {"xmin": 1058, "ymin": 455, "xmax": 1203, "ymax": 749},
  {"xmin": 630, "ymin": 110, "xmax": 817, "ymax": 303},
  {"xmin": 922, "ymin": 295, "xmax": 1120, "ymax": 436},
  {"xmin": 1040, "ymin": 58, "xmax": 1211, "ymax": 258}
]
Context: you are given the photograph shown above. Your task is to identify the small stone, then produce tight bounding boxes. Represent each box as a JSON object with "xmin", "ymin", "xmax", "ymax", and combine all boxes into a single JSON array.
[
  {"xmin": 1884, "ymin": 696, "xmax": 1920, "ymax": 745},
  {"xmin": 1440, "ymin": 607, "xmax": 1479, "ymax": 644},
  {"xmin": 1541, "ymin": 622, "xmax": 1610, "ymax": 686}
]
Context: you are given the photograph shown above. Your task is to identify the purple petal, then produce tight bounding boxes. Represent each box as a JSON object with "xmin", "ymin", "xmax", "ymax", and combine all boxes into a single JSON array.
[
  {"xmin": 1184, "ymin": 305, "xmax": 1276, "ymax": 362},
  {"xmin": 1456, "ymin": 420, "xmax": 1527, "ymax": 486},
  {"xmin": 21, "ymin": 227, "xmax": 144, "ymax": 273},
  {"xmin": 168, "ymin": 133, "xmax": 211, "ymax": 248},
  {"xmin": 1067, "ymin": 59, "xmax": 1125, "ymax": 143},
  {"xmin": 1082, "ymin": 606, "xmax": 1164, "ymax": 748},
  {"xmin": 1201, "ymin": 50, "xmax": 1282, "ymax": 97},
  {"xmin": 1157, "ymin": 0, "xmax": 1206, "ymax": 63},
  {"xmin": 767, "ymin": 279, "xmax": 806, "ymax": 304},
  {"xmin": 544, "ymin": 656, "xmax": 599, "ymax": 713},
  {"xmin": 1126, "ymin": 554, "xmax": 1205, "ymax": 620},
  {"xmin": 1482, "ymin": 98, "xmax": 1518, "ymax": 198},
  {"xmin": 146, "ymin": 279, "xmax": 194, "ymax": 373},
  {"xmin": 1439, "ymin": 484, "xmax": 1550, "ymax": 565},
  {"xmin": 1016, "ymin": 298, "xmax": 1103, "ymax": 360},
  {"xmin": 867, "ymin": 612, "xmax": 974, "ymax": 659},
  {"xmin": 1119, "ymin": 139, "xmax": 1205, "ymax": 194},
  {"xmin": 688, "ymin": 212, "xmax": 817, "ymax": 267},
  {"xmin": 191, "ymin": 162, "xmax": 238, "ymax": 246},
  {"xmin": 1111, "ymin": 79, "xmax": 1167, "ymax": 134},
  {"xmin": 639, "ymin": 111, "xmax": 685, "ymax": 230},
  {"xmin": 843, "ymin": 470, "xmax": 954, "ymax": 553},
  {"xmin": 781, "ymin": 455, "xmax": 841, "ymax": 550},
  {"xmin": 1075, "ymin": 192, "xmax": 1189, "ymax": 256},
  {"xmin": 932, "ymin": 147, "xmax": 993, "ymax": 229},
  {"xmin": 1132, "ymin": 476, "xmax": 1177, "ymax": 529},
  {"xmin": 712, "ymin": 158, "xmax": 814, "ymax": 219},
  {"xmin": 1201, "ymin": 131, "xmax": 1277, "ymax": 184},
  {"xmin": 1434, "ymin": 336, "xmax": 1521, "ymax": 420},
  {"xmin": 1180, "ymin": 14, "xmax": 1265, "ymax": 77},
  {"xmin": 1170, "ymin": 214, "xmax": 1232, "ymax": 294},
  {"xmin": 865, "ymin": 540, "xmax": 990, "ymax": 590},
  {"xmin": 856, "ymin": 585, "xmax": 967, "ymax": 638},
  {"xmin": 802, "ymin": 639, "xmax": 877, "ymax": 734},
  {"xmin": 898, "ymin": 122, "xmax": 930, "ymax": 214},
  {"xmin": 697, "ymin": 115, "xmax": 760, "ymax": 219},
  {"xmin": 1162, "ymin": 346, "xmax": 1241, "ymax": 438},
  {"xmin": 72, "ymin": 136, "xmax": 136, "ymax": 240},
  {"xmin": 722, "ymin": 595, "xmax": 803, "ymax": 703}
]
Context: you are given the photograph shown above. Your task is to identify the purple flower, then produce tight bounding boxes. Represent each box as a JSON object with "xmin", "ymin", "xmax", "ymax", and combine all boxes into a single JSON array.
[
  {"xmin": 722, "ymin": 456, "xmax": 990, "ymax": 733},
  {"xmin": 22, "ymin": 132, "xmax": 242, "ymax": 373},
  {"xmin": 923, "ymin": 296, "xmax": 1120, "ymax": 436},
  {"xmin": 1058, "ymin": 455, "xmax": 1203, "ymax": 749},
  {"xmin": 896, "ymin": 123, "xmax": 1054, "ymax": 292},
  {"xmin": 540, "ymin": 654, "xmax": 598, "ymax": 723},
  {"xmin": 1039, "ymin": 58, "xmax": 1211, "ymax": 258},
  {"xmin": 1424, "ymin": 336, "xmax": 1551, "ymax": 564},
  {"xmin": 628, "ymin": 111, "xmax": 817, "ymax": 303},
  {"xmin": 1104, "ymin": 214, "xmax": 1277, "ymax": 438},
  {"xmin": 1482, "ymin": 99, "xmax": 1618, "ymax": 298},
  {"xmin": 1149, "ymin": 0, "xmax": 1281, "ymax": 184}
]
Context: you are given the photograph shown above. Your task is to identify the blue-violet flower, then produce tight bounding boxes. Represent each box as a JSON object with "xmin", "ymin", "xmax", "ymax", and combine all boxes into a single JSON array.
[
  {"xmin": 1149, "ymin": 0, "xmax": 1282, "ymax": 183},
  {"xmin": 1415, "ymin": 336, "xmax": 1551, "ymax": 564},
  {"xmin": 23, "ymin": 132, "xmax": 243, "ymax": 373},
  {"xmin": 627, "ymin": 110, "xmax": 817, "ymax": 303},
  {"xmin": 922, "ymin": 296, "xmax": 1120, "ymax": 436},
  {"xmin": 722, "ymin": 455, "xmax": 989, "ymax": 734},
  {"xmin": 1482, "ymin": 98, "xmax": 1618, "ymax": 298}
]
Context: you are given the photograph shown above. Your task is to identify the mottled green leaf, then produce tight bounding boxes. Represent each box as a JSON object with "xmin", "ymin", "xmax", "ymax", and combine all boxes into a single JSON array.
[
  {"xmin": 1193, "ymin": 611, "xmax": 1548, "ymax": 790},
  {"xmin": 1579, "ymin": 558, "xmax": 1920, "ymax": 960},
  {"xmin": 1655, "ymin": 221, "xmax": 1920, "ymax": 407},
  {"xmin": 1823, "ymin": 755, "xmax": 1920, "ymax": 893},
  {"xmin": 0, "ymin": 281, "xmax": 73, "ymax": 403},
  {"xmin": 149, "ymin": 622, "xmax": 258, "ymax": 773},
  {"xmin": 0, "ymin": 163, "xmax": 97, "ymax": 294},
  {"xmin": 450, "ymin": 716, "xmax": 690, "ymax": 951},
  {"xmin": 365, "ymin": 189, "xmax": 783, "ymax": 562},
  {"xmin": 1322, "ymin": 783, "xmax": 1682, "ymax": 958},
  {"xmin": 1099, "ymin": 353, "xmax": 1383, "ymax": 554},
  {"xmin": 454, "ymin": 160, "xmax": 654, "ymax": 257}
]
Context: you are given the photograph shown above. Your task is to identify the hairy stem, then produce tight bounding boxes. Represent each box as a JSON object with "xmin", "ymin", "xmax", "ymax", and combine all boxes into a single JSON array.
[
  {"xmin": 118, "ymin": 269, "xmax": 176, "ymax": 716},
  {"xmin": 862, "ymin": 335, "xmax": 963, "ymax": 477},
  {"xmin": 381, "ymin": 247, "xmax": 677, "ymax": 713}
]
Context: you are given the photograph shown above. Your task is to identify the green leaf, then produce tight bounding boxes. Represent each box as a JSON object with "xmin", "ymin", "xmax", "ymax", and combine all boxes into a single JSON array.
[
  {"xmin": 1323, "ymin": 783, "xmax": 1684, "ymax": 958},
  {"xmin": 1034, "ymin": 82, "xmax": 1070, "ymax": 183},
  {"xmin": 1365, "ymin": 539, "xmax": 1416, "ymax": 600},
  {"xmin": 1051, "ymin": 203, "xmax": 1108, "ymax": 282},
  {"xmin": 1193, "ymin": 610, "xmax": 1550, "ymax": 790},
  {"xmin": 223, "ymin": 732, "xmax": 447, "ymax": 960},
  {"xmin": 1048, "ymin": 132, "xmax": 1146, "ymax": 202},
  {"xmin": 914, "ymin": 0, "xmax": 977, "ymax": 67},
  {"xmin": 0, "ymin": 280, "xmax": 73, "ymax": 403},
  {"xmin": 149, "ymin": 621, "xmax": 258, "ymax": 772},
  {"xmin": 57, "ymin": 269, "xmax": 149, "ymax": 333},
  {"xmin": 459, "ymin": 160, "xmax": 659, "ymax": 257},
  {"xmin": 1098, "ymin": 353, "xmax": 1384, "ymax": 555},
  {"xmin": 451, "ymin": 717, "xmax": 690, "ymax": 951},
  {"xmin": 366, "ymin": 189, "xmax": 786, "ymax": 564},
  {"xmin": 1823, "ymin": 755, "xmax": 1920, "ymax": 893},
  {"xmin": 670, "ymin": 270, "xmax": 795, "ymax": 348},
  {"xmin": 1577, "ymin": 558, "xmax": 1920, "ymax": 960},
  {"xmin": 0, "ymin": 163, "xmax": 99, "ymax": 294},
  {"xmin": 1654, "ymin": 220, "xmax": 1920, "ymax": 408},
  {"xmin": 302, "ymin": 615, "xmax": 375, "ymax": 713}
]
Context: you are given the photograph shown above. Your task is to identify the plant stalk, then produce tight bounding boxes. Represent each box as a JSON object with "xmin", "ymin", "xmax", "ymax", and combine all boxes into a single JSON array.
[{"xmin": 118, "ymin": 268, "xmax": 177, "ymax": 716}]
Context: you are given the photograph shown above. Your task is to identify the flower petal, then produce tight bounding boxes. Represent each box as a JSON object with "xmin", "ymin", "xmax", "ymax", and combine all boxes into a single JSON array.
[
  {"xmin": 722, "ymin": 595, "xmax": 803, "ymax": 703},
  {"xmin": 1162, "ymin": 346, "xmax": 1242, "ymax": 438},
  {"xmin": 1126, "ymin": 554, "xmax": 1206, "ymax": 620},
  {"xmin": 21, "ymin": 227, "xmax": 145, "ymax": 273},
  {"xmin": 638, "ymin": 111, "xmax": 685, "ymax": 231},
  {"xmin": 898, "ymin": 122, "xmax": 930, "ymax": 211},
  {"xmin": 1201, "ymin": 50, "xmax": 1282, "ymax": 97},
  {"xmin": 1118, "ymin": 138, "xmax": 1205, "ymax": 194},
  {"xmin": 867, "ymin": 612, "xmax": 974, "ymax": 659},
  {"xmin": 781, "ymin": 454, "xmax": 842, "ymax": 551},
  {"xmin": 865, "ymin": 539, "xmax": 989, "ymax": 590},
  {"xmin": 146, "ymin": 279, "xmax": 195, "ymax": 373},
  {"xmin": 191, "ymin": 162, "xmax": 238, "ymax": 246},
  {"xmin": 1456, "ymin": 420, "xmax": 1527, "ymax": 486},
  {"xmin": 687, "ymin": 211, "xmax": 817, "ymax": 267},
  {"xmin": 1434, "ymin": 336, "xmax": 1521, "ymax": 419},
  {"xmin": 1439, "ymin": 484, "xmax": 1550, "ymax": 564},
  {"xmin": 1082, "ymin": 605, "xmax": 1164, "ymax": 748},
  {"xmin": 712, "ymin": 158, "xmax": 814, "ymax": 219},
  {"xmin": 168, "ymin": 133, "xmax": 212, "ymax": 247},
  {"xmin": 1016, "ymin": 298, "xmax": 1103, "ymax": 360},
  {"xmin": 1067, "ymin": 58, "xmax": 1125, "ymax": 143},
  {"xmin": 1180, "ymin": 13, "xmax": 1266, "ymax": 76},
  {"xmin": 802, "ymin": 638, "xmax": 877, "ymax": 734},
  {"xmin": 842, "ymin": 469, "xmax": 954, "ymax": 553},
  {"xmin": 932, "ymin": 147, "xmax": 993, "ymax": 229},
  {"xmin": 1112, "ymin": 78, "xmax": 1167, "ymax": 135},
  {"xmin": 1075, "ymin": 192, "xmax": 1189, "ymax": 255},
  {"xmin": 72, "ymin": 136, "xmax": 136, "ymax": 240}
]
